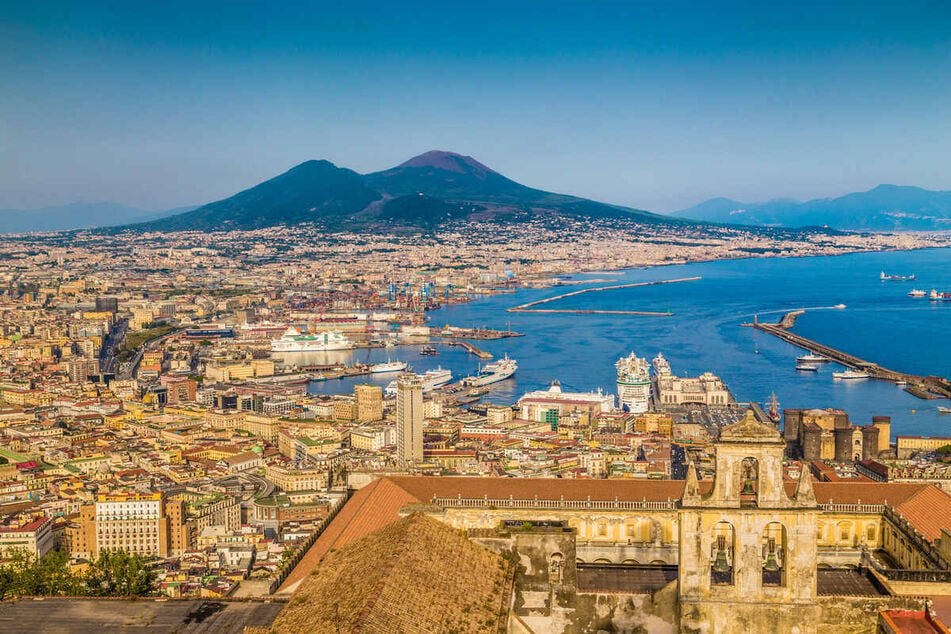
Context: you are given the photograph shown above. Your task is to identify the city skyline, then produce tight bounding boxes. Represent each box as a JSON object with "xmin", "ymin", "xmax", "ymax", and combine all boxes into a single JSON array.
[{"xmin": 2, "ymin": 1, "xmax": 950, "ymax": 212}]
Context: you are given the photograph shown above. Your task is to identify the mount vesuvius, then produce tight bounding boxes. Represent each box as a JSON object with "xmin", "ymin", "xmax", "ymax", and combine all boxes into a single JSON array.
[{"xmin": 127, "ymin": 151, "xmax": 672, "ymax": 232}]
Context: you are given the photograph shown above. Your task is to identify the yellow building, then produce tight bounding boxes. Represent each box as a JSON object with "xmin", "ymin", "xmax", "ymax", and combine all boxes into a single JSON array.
[{"xmin": 354, "ymin": 384, "xmax": 383, "ymax": 423}]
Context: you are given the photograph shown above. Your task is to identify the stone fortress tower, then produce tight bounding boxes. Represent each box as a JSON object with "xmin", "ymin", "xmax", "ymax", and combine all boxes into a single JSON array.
[{"xmin": 679, "ymin": 411, "xmax": 821, "ymax": 633}]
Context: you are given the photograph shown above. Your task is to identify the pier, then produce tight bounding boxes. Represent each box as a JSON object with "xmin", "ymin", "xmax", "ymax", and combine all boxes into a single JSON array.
[
  {"xmin": 750, "ymin": 311, "xmax": 951, "ymax": 400},
  {"xmin": 507, "ymin": 276, "xmax": 701, "ymax": 314},
  {"xmin": 428, "ymin": 340, "xmax": 493, "ymax": 359}
]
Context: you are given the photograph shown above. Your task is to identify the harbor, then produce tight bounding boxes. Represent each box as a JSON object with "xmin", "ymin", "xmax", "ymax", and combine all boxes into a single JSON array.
[{"xmin": 749, "ymin": 310, "xmax": 951, "ymax": 400}]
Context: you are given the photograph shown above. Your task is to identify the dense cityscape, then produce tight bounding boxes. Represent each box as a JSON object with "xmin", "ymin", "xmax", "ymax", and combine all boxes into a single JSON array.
[
  {"xmin": 0, "ymin": 220, "xmax": 947, "ymax": 631},
  {"xmin": 4, "ymin": 2, "xmax": 951, "ymax": 632}
]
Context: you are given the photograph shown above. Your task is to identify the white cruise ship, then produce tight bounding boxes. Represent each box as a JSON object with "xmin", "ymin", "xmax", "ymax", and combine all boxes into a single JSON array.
[
  {"xmin": 386, "ymin": 367, "xmax": 453, "ymax": 394},
  {"xmin": 464, "ymin": 355, "xmax": 518, "ymax": 387},
  {"xmin": 616, "ymin": 352, "xmax": 651, "ymax": 413},
  {"xmin": 832, "ymin": 369, "xmax": 870, "ymax": 380},
  {"xmin": 652, "ymin": 352, "xmax": 672, "ymax": 377},
  {"xmin": 370, "ymin": 360, "xmax": 407, "ymax": 373},
  {"xmin": 270, "ymin": 327, "xmax": 354, "ymax": 352}
]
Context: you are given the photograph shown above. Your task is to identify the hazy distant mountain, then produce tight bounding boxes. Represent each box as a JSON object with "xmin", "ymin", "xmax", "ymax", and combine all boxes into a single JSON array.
[
  {"xmin": 130, "ymin": 150, "xmax": 669, "ymax": 232},
  {"xmin": 0, "ymin": 202, "xmax": 194, "ymax": 234},
  {"xmin": 676, "ymin": 185, "xmax": 951, "ymax": 231}
]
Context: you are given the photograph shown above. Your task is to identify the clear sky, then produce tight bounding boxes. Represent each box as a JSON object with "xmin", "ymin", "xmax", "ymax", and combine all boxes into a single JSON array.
[{"xmin": 1, "ymin": 1, "xmax": 949, "ymax": 212}]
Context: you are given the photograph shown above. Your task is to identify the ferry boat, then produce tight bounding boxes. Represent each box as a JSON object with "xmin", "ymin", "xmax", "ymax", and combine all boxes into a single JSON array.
[
  {"xmin": 270, "ymin": 327, "xmax": 354, "ymax": 352},
  {"xmin": 616, "ymin": 352, "xmax": 651, "ymax": 413},
  {"xmin": 796, "ymin": 363, "xmax": 819, "ymax": 372},
  {"xmin": 796, "ymin": 353, "xmax": 829, "ymax": 363},
  {"xmin": 908, "ymin": 289, "xmax": 927, "ymax": 297},
  {"xmin": 370, "ymin": 360, "xmax": 407, "ymax": 374},
  {"xmin": 938, "ymin": 407, "xmax": 951, "ymax": 415},
  {"xmin": 832, "ymin": 369, "xmax": 870, "ymax": 380},
  {"xmin": 464, "ymin": 355, "xmax": 518, "ymax": 387},
  {"xmin": 881, "ymin": 272, "xmax": 916, "ymax": 281},
  {"xmin": 930, "ymin": 290, "xmax": 951, "ymax": 301},
  {"xmin": 385, "ymin": 367, "xmax": 453, "ymax": 394}
]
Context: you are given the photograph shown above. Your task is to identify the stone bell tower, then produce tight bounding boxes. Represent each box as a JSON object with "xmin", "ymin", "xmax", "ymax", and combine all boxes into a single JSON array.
[{"xmin": 678, "ymin": 410, "xmax": 820, "ymax": 633}]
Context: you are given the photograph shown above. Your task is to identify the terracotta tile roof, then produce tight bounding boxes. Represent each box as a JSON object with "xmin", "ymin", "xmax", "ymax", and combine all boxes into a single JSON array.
[
  {"xmin": 811, "ymin": 482, "xmax": 931, "ymax": 506},
  {"xmin": 277, "ymin": 477, "xmax": 420, "ymax": 593},
  {"xmin": 894, "ymin": 485, "xmax": 951, "ymax": 542},
  {"xmin": 272, "ymin": 514, "xmax": 510, "ymax": 634}
]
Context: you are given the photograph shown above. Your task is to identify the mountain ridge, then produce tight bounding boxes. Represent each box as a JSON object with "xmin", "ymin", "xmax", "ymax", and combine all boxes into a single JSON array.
[{"xmin": 675, "ymin": 184, "xmax": 951, "ymax": 231}]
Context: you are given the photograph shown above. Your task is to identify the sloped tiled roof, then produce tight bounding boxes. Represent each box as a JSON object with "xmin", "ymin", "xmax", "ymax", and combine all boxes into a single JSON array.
[
  {"xmin": 271, "ymin": 514, "xmax": 510, "ymax": 634},
  {"xmin": 894, "ymin": 485, "xmax": 951, "ymax": 542},
  {"xmin": 278, "ymin": 477, "xmax": 420, "ymax": 593}
]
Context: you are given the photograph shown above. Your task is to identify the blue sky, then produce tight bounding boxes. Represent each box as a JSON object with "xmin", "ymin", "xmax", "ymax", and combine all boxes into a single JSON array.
[{"xmin": 1, "ymin": 1, "xmax": 949, "ymax": 212}]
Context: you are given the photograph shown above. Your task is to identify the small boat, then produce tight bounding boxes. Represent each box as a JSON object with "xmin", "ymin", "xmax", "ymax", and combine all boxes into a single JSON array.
[
  {"xmin": 833, "ymin": 304, "xmax": 846, "ymax": 309},
  {"xmin": 881, "ymin": 272, "xmax": 916, "ymax": 281},
  {"xmin": 938, "ymin": 407, "xmax": 951, "ymax": 414},
  {"xmin": 420, "ymin": 345, "xmax": 439, "ymax": 356},
  {"xmin": 833, "ymin": 369, "xmax": 870, "ymax": 380},
  {"xmin": 908, "ymin": 289, "xmax": 927, "ymax": 297},
  {"xmin": 796, "ymin": 354, "xmax": 829, "ymax": 363},
  {"xmin": 796, "ymin": 363, "xmax": 819, "ymax": 372}
]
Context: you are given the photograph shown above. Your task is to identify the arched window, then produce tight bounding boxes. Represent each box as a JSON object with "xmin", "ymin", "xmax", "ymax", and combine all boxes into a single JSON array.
[
  {"xmin": 710, "ymin": 521, "xmax": 735, "ymax": 586},
  {"xmin": 739, "ymin": 457, "xmax": 760, "ymax": 507},
  {"xmin": 837, "ymin": 521, "xmax": 853, "ymax": 545},
  {"xmin": 549, "ymin": 552, "xmax": 565, "ymax": 583},
  {"xmin": 762, "ymin": 522, "xmax": 786, "ymax": 586}
]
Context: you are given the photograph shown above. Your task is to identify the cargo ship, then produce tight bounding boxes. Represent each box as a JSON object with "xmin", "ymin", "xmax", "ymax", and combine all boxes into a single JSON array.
[
  {"xmin": 616, "ymin": 352, "xmax": 651, "ymax": 413},
  {"xmin": 271, "ymin": 327, "xmax": 354, "ymax": 352},
  {"xmin": 463, "ymin": 355, "xmax": 518, "ymax": 387},
  {"xmin": 930, "ymin": 290, "xmax": 951, "ymax": 301},
  {"xmin": 881, "ymin": 272, "xmax": 916, "ymax": 281}
]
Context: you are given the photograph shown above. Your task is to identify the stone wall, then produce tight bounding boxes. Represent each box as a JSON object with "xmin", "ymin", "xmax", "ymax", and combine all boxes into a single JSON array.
[{"xmin": 816, "ymin": 595, "xmax": 926, "ymax": 634}]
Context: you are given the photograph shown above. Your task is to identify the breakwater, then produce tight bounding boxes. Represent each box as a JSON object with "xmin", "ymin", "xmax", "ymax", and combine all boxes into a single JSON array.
[
  {"xmin": 751, "ymin": 310, "xmax": 951, "ymax": 400},
  {"xmin": 507, "ymin": 276, "xmax": 701, "ymax": 314}
]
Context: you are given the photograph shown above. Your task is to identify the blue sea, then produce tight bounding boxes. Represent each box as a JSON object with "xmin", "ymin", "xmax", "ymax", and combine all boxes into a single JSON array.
[{"xmin": 308, "ymin": 247, "xmax": 951, "ymax": 438}]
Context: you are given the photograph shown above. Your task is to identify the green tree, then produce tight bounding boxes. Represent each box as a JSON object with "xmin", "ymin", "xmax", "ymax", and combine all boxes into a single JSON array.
[{"xmin": 82, "ymin": 549, "xmax": 156, "ymax": 597}]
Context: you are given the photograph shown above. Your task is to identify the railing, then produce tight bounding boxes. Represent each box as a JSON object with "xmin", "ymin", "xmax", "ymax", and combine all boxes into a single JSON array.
[
  {"xmin": 433, "ymin": 495, "xmax": 678, "ymax": 511},
  {"xmin": 861, "ymin": 548, "xmax": 951, "ymax": 583},
  {"xmin": 818, "ymin": 503, "xmax": 885, "ymax": 513}
]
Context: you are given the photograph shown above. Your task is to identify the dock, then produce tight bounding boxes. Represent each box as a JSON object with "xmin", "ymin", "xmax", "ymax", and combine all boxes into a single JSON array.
[
  {"xmin": 428, "ymin": 340, "xmax": 493, "ymax": 359},
  {"xmin": 507, "ymin": 276, "xmax": 701, "ymax": 314},
  {"xmin": 750, "ymin": 310, "xmax": 951, "ymax": 400}
]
